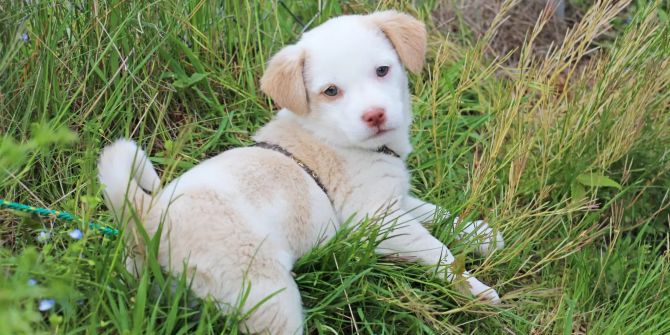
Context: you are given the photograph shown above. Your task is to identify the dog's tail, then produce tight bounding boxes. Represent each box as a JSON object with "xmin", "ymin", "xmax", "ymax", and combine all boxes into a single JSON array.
[{"xmin": 98, "ymin": 139, "xmax": 160, "ymax": 220}]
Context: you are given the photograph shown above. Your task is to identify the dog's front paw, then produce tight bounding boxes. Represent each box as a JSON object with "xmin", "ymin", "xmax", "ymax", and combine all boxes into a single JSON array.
[
  {"xmin": 471, "ymin": 220, "xmax": 504, "ymax": 256},
  {"xmin": 454, "ymin": 219, "xmax": 504, "ymax": 256},
  {"xmin": 466, "ymin": 276, "xmax": 501, "ymax": 304}
]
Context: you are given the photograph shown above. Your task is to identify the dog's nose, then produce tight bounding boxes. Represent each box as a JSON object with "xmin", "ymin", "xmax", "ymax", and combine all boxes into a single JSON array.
[{"xmin": 362, "ymin": 107, "xmax": 386, "ymax": 128}]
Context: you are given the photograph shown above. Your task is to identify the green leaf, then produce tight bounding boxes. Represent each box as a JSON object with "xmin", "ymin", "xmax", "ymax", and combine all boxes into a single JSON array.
[
  {"xmin": 576, "ymin": 173, "xmax": 622, "ymax": 190},
  {"xmin": 0, "ymin": 137, "xmax": 28, "ymax": 168},
  {"xmin": 30, "ymin": 123, "xmax": 77, "ymax": 147},
  {"xmin": 132, "ymin": 271, "xmax": 149, "ymax": 334},
  {"xmin": 80, "ymin": 195, "xmax": 101, "ymax": 208},
  {"xmin": 571, "ymin": 182, "xmax": 587, "ymax": 202},
  {"xmin": 172, "ymin": 72, "xmax": 208, "ymax": 89},
  {"xmin": 563, "ymin": 298, "xmax": 576, "ymax": 335}
]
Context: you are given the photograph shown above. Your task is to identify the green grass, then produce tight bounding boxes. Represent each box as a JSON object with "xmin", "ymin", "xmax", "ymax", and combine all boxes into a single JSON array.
[{"xmin": 1, "ymin": 0, "xmax": 669, "ymax": 333}]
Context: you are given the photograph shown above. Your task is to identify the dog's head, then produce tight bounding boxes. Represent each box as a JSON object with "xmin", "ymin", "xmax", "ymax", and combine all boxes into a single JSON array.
[{"xmin": 260, "ymin": 11, "xmax": 426, "ymax": 154}]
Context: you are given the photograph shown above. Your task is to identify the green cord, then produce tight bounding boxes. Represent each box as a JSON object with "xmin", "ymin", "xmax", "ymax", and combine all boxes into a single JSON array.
[{"xmin": 0, "ymin": 199, "xmax": 119, "ymax": 236}]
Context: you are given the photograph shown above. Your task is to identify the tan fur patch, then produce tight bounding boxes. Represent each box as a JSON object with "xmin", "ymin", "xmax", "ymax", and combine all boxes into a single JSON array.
[
  {"xmin": 260, "ymin": 45, "xmax": 309, "ymax": 115},
  {"xmin": 154, "ymin": 190, "xmax": 289, "ymax": 274},
  {"xmin": 368, "ymin": 11, "xmax": 427, "ymax": 74},
  {"xmin": 235, "ymin": 150, "xmax": 315, "ymax": 253},
  {"xmin": 253, "ymin": 118, "xmax": 350, "ymax": 208}
]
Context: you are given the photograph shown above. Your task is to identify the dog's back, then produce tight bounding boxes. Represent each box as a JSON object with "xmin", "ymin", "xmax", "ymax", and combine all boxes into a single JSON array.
[{"xmin": 98, "ymin": 139, "xmax": 338, "ymax": 334}]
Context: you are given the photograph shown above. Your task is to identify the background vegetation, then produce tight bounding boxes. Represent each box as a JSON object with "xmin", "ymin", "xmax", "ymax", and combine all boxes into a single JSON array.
[{"xmin": 0, "ymin": 0, "xmax": 668, "ymax": 333}]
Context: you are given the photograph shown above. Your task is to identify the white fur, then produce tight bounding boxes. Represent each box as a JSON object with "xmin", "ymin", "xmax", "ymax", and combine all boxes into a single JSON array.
[
  {"xmin": 98, "ymin": 11, "xmax": 503, "ymax": 335},
  {"xmin": 98, "ymin": 139, "xmax": 160, "ymax": 213}
]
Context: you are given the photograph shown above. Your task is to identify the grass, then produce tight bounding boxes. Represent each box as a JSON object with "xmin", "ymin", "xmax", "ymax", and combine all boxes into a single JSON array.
[{"xmin": 0, "ymin": 0, "xmax": 669, "ymax": 333}]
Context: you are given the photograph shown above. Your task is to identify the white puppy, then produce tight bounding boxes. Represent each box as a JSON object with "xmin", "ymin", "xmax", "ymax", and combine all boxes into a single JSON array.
[{"xmin": 98, "ymin": 11, "xmax": 503, "ymax": 335}]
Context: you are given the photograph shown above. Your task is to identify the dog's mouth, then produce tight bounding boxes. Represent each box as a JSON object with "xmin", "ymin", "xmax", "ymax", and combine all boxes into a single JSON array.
[
  {"xmin": 368, "ymin": 127, "xmax": 394, "ymax": 139},
  {"xmin": 376, "ymin": 129, "xmax": 391, "ymax": 136}
]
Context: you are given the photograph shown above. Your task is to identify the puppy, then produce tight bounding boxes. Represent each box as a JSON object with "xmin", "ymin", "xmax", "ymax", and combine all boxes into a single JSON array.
[{"xmin": 98, "ymin": 11, "xmax": 503, "ymax": 335}]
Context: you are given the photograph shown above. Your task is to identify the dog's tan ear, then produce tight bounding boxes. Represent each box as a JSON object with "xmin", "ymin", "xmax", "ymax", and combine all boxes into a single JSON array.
[
  {"xmin": 260, "ymin": 45, "xmax": 309, "ymax": 115},
  {"xmin": 369, "ymin": 11, "xmax": 427, "ymax": 74}
]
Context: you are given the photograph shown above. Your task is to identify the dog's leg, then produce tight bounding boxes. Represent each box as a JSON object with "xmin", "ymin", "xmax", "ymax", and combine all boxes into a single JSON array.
[
  {"xmin": 375, "ymin": 211, "xmax": 501, "ymax": 303},
  {"xmin": 238, "ymin": 271, "xmax": 304, "ymax": 335},
  {"xmin": 403, "ymin": 196, "xmax": 504, "ymax": 256},
  {"xmin": 199, "ymin": 265, "xmax": 303, "ymax": 335}
]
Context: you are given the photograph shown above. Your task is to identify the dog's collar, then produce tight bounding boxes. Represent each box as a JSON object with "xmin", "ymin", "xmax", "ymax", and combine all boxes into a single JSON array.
[
  {"xmin": 253, "ymin": 142, "xmax": 400, "ymax": 202},
  {"xmin": 377, "ymin": 145, "xmax": 401, "ymax": 158}
]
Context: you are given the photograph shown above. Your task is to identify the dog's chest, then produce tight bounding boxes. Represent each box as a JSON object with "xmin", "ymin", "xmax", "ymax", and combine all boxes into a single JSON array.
[{"xmin": 333, "ymin": 151, "xmax": 409, "ymax": 216}]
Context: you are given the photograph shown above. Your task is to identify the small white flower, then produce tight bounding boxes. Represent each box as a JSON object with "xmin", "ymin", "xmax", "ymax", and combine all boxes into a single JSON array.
[
  {"xmin": 38, "ymin": 299, "xmax": 55, "ymax": 311},
  {"xmin": 36, "ymin": 231, "xmax": 51, "ymax": 243},
  {"xmin": 68, "ymin": 228, "xmax": 83, "ymax": 240},
  {"xmin": 27, "ymin": 278, "xmax": 37, "ymax": 286}
]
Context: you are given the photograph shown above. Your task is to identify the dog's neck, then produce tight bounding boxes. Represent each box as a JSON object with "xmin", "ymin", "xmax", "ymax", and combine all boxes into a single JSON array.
[
  {"xmin": 261, "ymin": 111, "xmax": 412, "ymax": 159},
  {"xmin": 253, "ymin": 117, "xmax": 347, "ymax": 195},
  {"xmin": 253, "ymin": 116, "xmax": 349, "ymax": 162},
  {"xmin": 253, "ymin": 115, "xmax": 406, "ymax": 191}
]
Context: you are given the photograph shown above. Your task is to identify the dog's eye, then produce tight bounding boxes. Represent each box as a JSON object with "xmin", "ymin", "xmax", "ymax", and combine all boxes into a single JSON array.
[
  {"xmin": 376, "ymin": 66, "xmax": 390, "ymax": 77},
  {"xmin": 323, "ymin": 85, "xmax": 339, "ymax": 96}
]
